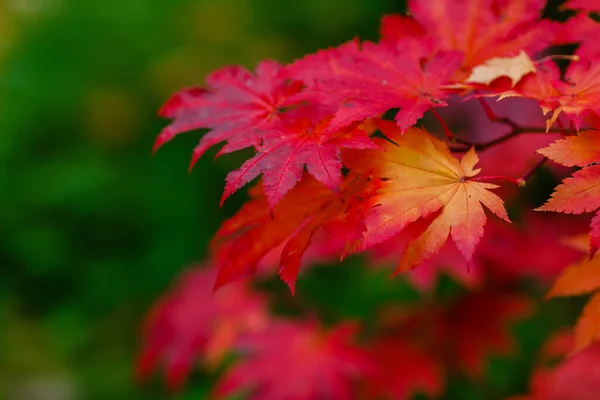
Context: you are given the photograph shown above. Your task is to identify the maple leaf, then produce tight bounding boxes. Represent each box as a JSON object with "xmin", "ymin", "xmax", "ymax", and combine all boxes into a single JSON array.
[
  {"xmin": 377, "ymin": 291, "xmax": 532, "ymax": 378},
  {"xmin": 544, "ymin": 59, "xmax": 600, "ymax": 131},
  {"xmin": 495, "ymin": 57, "xmax": 600, "ymax": 131},
  {"xmin": 366, "ymin": 336, "xmax": 444, "ymax": 400},
  {"xmin": 556, "ymin": 13, "xmax": 600, "ymax": 60},
  {"xmin": 514, "ymin": 341, "xmax": 600, "ymax": 400},
  {"xmin": 221, "ymin": 115, "xmax": 379, "ymax": 209},
  {"xmin": 434, "ymin": 291, "xmax": 533, "ymax": 376},
  {"xmin": 343, "ymin": 120, "xmax": 510, "ymax": 272},
  {"xmin": 368, "ymin": 220, "xmax": 482, "ymax": 292},
  {"xmin": 385, "ymin": 0, "xmax": 552, "ymax": 68},
  {"xmin": 154, "ymin": 60, "xmax": 302, "ymax": 169},
  {"xmin": 538, "ymin": 131, "xmax": 600, "ymax": 255},
  {"xmin": 212, "ymin": 173, "xmax": 368, "ymax": 292},
  {"xmin": 477, "ymin": 212, "xmax": 584, "ymax": 282},
  {"xmin": 465, "ymin": 50, "xmax": 536, "ymax": 87},
  {"xmin": 379, "ymin": 14, "xmax": 426, "ymax": 47},
  {"xmin": 214, "ymin": 321, "xmax": 371, "ymax": 400},
  {"xmin": 497, "ymin": 60, "xmax": 562, "ymax": 117},
  {"xmin": 288, "ymin": 40, "xmax": 462, "ymax": 132},
  {"xmin": 547, "ymin": 254, "xmax": 600, "ymax": 298},
  {"xmin": 537, "ymin": 130, "xmax": 600, "ymax": 167},
  {"xmin": 575, "ymin": 291, "xmax": 600, "ymax": 352},
  {"xmin": 547, "ymin": 245, "xmax": 600, "ymax": 352},
  {"xmin": 547, "ymin": 341, "xmax": 600, "ymax": 400},
  {"xmin": 136, "ymin": 266, "xmax": 268, "ymax": 392}
]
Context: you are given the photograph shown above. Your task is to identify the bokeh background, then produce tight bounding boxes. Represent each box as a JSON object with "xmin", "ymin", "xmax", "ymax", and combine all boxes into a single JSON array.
[
  {"xmin": 0, "ymin": 0, "xmax": 579, "ymax": 399},
  {"xmin": 0, "ymin": 0, "xmax": 406, "ymax": 398}
]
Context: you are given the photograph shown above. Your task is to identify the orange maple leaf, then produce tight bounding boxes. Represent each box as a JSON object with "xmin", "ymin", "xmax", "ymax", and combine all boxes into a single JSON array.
[
  {"xmin": 538, "ymin": 130, "xmax": 600, "ymax": 255},
  {"xmin": 343, "ymin": 121, "xmax": 510, "ymax": 273},
  {"xmin": 576, "ymin": 291, "xmax": 600, "ymax": 352},
  {"xmin": 537, "ymin": 129, "xmax": 600, "ymax": 167},
  {"xmin": 547, "ymin": 248, "xmax": 600, "ymax": 352},
  {"xmin": 547, "ymin": 256, "xmax": 600, "ymax": 298}
]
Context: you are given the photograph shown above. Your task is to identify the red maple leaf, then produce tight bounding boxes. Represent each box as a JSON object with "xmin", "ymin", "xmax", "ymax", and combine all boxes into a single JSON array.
[
  {"xmin": 288, "ymin": 40, "xmax": 462, "ymax": 132},
  {"xmin": 215, "ymin": 321, "xmax": 371, "ymax": 400},
  {"xmin": 556, "ymin": 13, "xmax": 600, "ymax": 60},
  {"xmin": 365, "ymin": 335, "xmax": 445, "ymax": 400},
  {"xmin": 154, "ymin": 60, "xmax": 302, "ymax": 169},
  {"xmin": 212, "ymin": 173, "xmax": 369, "ymax": 292},
  {"xmin": 545, "ymin": 342, "xmax": 600, "ymax": 400},
  {"xmin": 367, "ymin": 219, "xmax": 482, "ymax": 293},
  {"xmin": 379, "ymin": 14, "xmax": 426, "ymax": 47},
  {"xmin": 377, "ymin": 291, "xmax": 532, "ymax": 379},
  {"xmin": 510, "ymin": 336, "xmax": 600, "ymax": 400},
  {"xmin": 477, "ymin": 212, "xmax": 585, "ymax": 283},
  {"xmin": 221, "ymin": 114, "xmax": 379, "ymax": 209},
  {"xmin": 385, "ymin": 0, "xmax": 552, "ymax": 68},
  {"xmin": 498, "ymin": 60, "xmax": 563, "ymax": 121},
  {"xmin": 435, "ymin": 291, "xmax": 533, "ymax": 376},
  {"xmin": 542, "ymin": 59, "xmax": 600, "ymax": 131},
  {"xmin": 136, "ymin": 267, "xmax": 268, "ymax": 392}
]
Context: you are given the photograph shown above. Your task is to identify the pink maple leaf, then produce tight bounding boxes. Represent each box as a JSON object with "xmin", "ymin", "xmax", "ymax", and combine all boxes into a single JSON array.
[
  {"xmin": 215, "ymin": 321, "xmax": 372, "ymax": 400},
  {"xmin": 136, "ymin": 266, "xmax": 268, "ymax": 392}
]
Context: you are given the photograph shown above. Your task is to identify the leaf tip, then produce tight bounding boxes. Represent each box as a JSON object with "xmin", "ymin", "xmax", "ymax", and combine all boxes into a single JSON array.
[
  {"xmin": 152, "ymin": 136, "xmax": 166, "ymax": 155},
  {"xmin": 188, "ymin": 151, "xmax": 202, "ymax": 173}
]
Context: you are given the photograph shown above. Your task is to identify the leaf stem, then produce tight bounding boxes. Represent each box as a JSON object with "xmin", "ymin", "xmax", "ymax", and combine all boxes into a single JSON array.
[
  {"xmin": 477, "ymin": 97, "xmax": 519, "ymax": 129},
  {"xmin": 517, "ymin": 157, "xmax": 548, "ymax": 186},
  {"xmin": 467, "ymin": 157, "xmax": 547, "ymax": 187},
  {"xmin": 556, "ymin": 117, "xmax": 566, "ymax": 137},
  {"xmin": 429, "ymin": 106, "xmax": 454, "ymax": 139}
]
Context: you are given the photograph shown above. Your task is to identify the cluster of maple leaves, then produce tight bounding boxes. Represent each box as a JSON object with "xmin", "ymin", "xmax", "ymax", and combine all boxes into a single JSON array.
[{"xmin": 143, "ymin": 0, "xmax": 600, "ymax": 398}]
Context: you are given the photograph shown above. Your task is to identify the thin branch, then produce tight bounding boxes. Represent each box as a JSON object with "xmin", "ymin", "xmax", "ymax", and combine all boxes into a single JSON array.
[
  {"xmin": 429, "ymin": 106, "xmax": 455, "ymax": 140},
  {"xmin": 556, "ymin": 117, "xmax": 566, "ymax": 137},
  {"xmin": 570, "ymin": 119, "xmax": 576, "ymax": 136},
  {"xmin": 450, "ymin": 126, "xmax": 562, "ymax": 152}
]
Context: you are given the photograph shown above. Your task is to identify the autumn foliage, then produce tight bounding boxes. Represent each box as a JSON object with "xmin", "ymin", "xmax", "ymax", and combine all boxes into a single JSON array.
[{"xmin": 141, "ymin": 0, "xmax": 600, "ymax": 398}]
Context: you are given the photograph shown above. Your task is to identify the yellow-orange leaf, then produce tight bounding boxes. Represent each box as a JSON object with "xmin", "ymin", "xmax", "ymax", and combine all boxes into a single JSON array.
[
  {"xmin": 466, "ymin": 50, "xmax": 536, "ymax": 87},
  {"xmin": 537, "ymin": 130, "xmax": 600, "ymax": 167},
  {"xmin": 343, "ymin": 122, "xmax": 510, "ymax": 273},
  {"xmin": 575, "ymin": 291, "xmax": 600, "ymax": 351},
  {"xmin": 547, "ymin": 255, "xmax": 600, "ymax": 298}
]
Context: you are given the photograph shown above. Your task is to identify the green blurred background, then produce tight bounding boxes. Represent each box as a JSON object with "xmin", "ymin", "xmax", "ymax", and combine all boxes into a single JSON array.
[{"xmin": 0, "ymin": 0, "xmax": 406, "ymax": 398}]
